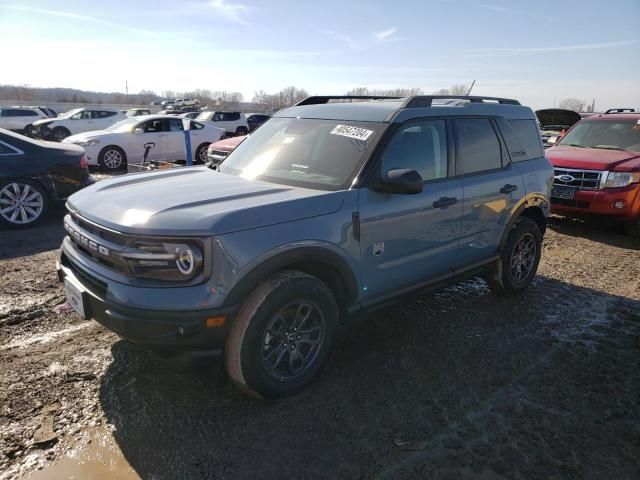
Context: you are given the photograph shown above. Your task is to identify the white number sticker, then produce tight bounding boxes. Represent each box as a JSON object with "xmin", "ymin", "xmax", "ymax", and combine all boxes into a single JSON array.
[{"xmin": 330, "ymin": 125, "xmax": 374, "ymax": 141}]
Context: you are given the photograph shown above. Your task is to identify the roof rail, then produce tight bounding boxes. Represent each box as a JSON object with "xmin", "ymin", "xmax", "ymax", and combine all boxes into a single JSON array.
[
  {"xmin": 604, "ymin": 108, "xmax": 635, "ymax": 114},
  {"xmin": 401, "ymin": 95, "xmax": 520, "ymax": 108},
  {"xmin": 295, "ymin": 95, "xmax": 402, "ymax": 106}
]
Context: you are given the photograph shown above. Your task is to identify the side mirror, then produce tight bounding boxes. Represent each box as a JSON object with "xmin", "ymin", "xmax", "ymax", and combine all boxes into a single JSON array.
[
  {"xmin": 134, "ymin": 128, "xmax": 144, "ymax": 135},
  {"xmin": 373, "ymin": 169, "xmax": 423, "ymax": 194}
]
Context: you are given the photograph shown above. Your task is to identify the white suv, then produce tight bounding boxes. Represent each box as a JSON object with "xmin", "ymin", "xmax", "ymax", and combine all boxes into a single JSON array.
[
  {"xmin": 32, "ymin": 108, "xmax": 126, "ymax": 142},
  {"xmin": 195, "ymin": 111, "xmax": 249, "ymax": 136},
  {"xmin": 0, "ymin": 107, "xmax": 47, "ymax": 134},
  {"xmin": 174, "ymin": 98, "xmax": 200, "ymax": 108}
]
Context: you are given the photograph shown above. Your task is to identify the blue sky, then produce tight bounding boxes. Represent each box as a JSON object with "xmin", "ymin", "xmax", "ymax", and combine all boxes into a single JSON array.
[{"xmin": 1, "ymin": 0, "xmax": 639, "ymax": 109}]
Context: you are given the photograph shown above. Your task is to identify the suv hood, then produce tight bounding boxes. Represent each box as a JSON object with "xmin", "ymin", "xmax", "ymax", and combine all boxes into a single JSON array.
[
  {"xmin": 536, "ymin": 109, "xmax": 581, "ymax": 129},
  {"xmin": 546, "ymin": 145, "xmax": 640, "ymax": 171},
  {"xmin": 67, "ymin": 168, "xmax": 345, "ymax": 236}
]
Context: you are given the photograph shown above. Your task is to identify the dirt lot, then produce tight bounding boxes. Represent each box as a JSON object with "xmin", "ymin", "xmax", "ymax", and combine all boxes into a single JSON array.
[{"xmin": 1, "ymin": 209, "xmax": 639, "ymax": 480}]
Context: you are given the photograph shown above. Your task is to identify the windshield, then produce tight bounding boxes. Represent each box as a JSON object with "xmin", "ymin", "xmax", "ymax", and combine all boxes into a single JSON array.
[
  {"xmin": 60, "ymin": 108, "xmax": 83, "ymax": 119},
  {"xmin": 218, "ymin": 117, "xmax": 385, "ymax": 190},
  {"xmin": 196, "ymin": 112, "xmax": 212, "ymax": 121},
  {"xmin": 559, "ymin": 119, "xmax": 640, "ymax": 152},
  {"xmin": 105, "ymin": 118, "xmax": 140, "ymax": 133}
]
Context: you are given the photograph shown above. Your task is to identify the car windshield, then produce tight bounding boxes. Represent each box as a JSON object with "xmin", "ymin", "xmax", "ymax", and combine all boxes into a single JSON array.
[
  {"xmin": 60, "ymin": 108, "xmax": 83, "ymax": 119},
  {"xmin": 218, "ymin": 117, "xmax": 385, "ymax": 190},
  {"xmin": 105, "ymin": 118, "xmax": 140, "ymax": 133},
  {"xmin": 196, "ymin": 112, "xmax": 212, "ymax": 121},
  {"xmin": 558, "ymin": 119, "xmax": 640, "ymax": 152}
]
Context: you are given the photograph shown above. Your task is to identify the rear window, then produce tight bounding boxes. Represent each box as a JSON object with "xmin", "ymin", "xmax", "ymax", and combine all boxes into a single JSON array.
[
  {"xmin": 1, "ymin": 109, "xmax": 38, "ymax": 117},
  {"xmin": 498, "ymin": 118, "xmax": 544, "ymax": 162}
]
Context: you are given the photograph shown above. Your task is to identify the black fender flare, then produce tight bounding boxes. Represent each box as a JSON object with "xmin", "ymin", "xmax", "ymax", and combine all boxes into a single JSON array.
[
  {"xmin": 222, "ymin": 246, "xmax": 359, "ymax": 309},
  {"xmin": 499, "ymin": 194, "xmax": 549, "ymax": 251}
]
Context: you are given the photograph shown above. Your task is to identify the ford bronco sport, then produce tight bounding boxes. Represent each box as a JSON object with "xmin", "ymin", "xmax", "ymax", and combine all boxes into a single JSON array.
[{"xmin": 56, "ymin": 95, "xmax": 553, "ymax": 398}]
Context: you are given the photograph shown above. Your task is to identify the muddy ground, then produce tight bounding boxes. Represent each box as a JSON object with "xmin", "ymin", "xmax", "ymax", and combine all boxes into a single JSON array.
[{"xmin": 1, "ymin": 209, "xmax": 639, "ymax": 480}]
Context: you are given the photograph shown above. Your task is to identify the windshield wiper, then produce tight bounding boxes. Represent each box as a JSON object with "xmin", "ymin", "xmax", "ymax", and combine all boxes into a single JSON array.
[
  {"xmin": 588, "ymin": 146, "xmax": 627, "ymax": 151},
  {"xmin": 561, "ymin": 143, "xmax": 586, "ymax": 148}
]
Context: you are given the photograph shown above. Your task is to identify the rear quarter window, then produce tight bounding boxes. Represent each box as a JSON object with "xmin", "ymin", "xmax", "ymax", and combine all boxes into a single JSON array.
[{"xmin": 500, "ymin": 118, "xmax": 544, "ymax": 162}]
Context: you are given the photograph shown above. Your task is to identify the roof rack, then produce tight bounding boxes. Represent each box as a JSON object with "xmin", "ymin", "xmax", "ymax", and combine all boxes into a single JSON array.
[
  {"xmin": 604, "ymin": 108, "xmax": 635, "ymax": 114},
  {"xmin": 294, "ymin": 94, "xmax": 521, "ymax": 108},
  {"xmin": 400, "ymin": 95, "xmax": 520, "ymax": 108},
  {"xmin": 295, "ymin": 95, "xmax": 402, "ymax": 106}
]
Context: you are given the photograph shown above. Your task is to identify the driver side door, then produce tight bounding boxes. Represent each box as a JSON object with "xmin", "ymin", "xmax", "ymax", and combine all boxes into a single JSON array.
[
  {"xmin": 129, "ymin": 119, "xmax": 168, "ymax": 162},
  {"xmin": 358, "ymin": 118, "xmax": 464, "ymax": 304}
]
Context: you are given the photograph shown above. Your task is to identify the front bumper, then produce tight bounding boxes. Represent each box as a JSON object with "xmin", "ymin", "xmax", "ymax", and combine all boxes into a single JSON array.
[
  {"xmin": 551, "ymin": 184, "xmax": 640, "ymax": 220},
  {"xmin": 56, "ymin": 240, "xmax": 237, "ymax": 356}
]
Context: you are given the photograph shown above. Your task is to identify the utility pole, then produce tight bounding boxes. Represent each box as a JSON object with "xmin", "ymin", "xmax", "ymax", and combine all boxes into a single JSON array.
[{"xmin": 125, "ymin": 80, "xmax": 129, "ymax": 102}]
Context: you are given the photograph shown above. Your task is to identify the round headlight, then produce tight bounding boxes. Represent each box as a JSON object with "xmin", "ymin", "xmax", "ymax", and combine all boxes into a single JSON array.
[{"xmin": 176, "ymin": 247, "xmax": 195, "ymax": 275}]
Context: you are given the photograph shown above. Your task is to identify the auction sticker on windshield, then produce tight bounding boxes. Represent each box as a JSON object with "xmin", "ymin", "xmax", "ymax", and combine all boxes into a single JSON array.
[{"xmin": 330, "ymin": 125, "xmax": 374, "ymax": 141}]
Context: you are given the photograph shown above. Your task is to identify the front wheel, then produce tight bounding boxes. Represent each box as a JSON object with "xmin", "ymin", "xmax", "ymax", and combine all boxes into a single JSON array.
[
  {"xmin": 23, "ymin": 124, "xmax": 35, "ymax": 138},
  {"xmin": 99, "ymin": 146, "xmax": 127, "ymax": 171},
  {"xmin": 0, "ymin": 180, "xmax": 48, "ymax": 228},
  {"xmin": 51, "ymin": 127, "xmax": 71, "ymax": 142},
  {"xmin": 235, "ymin": 126, "xmax": 249, "ymax": 136},
  {"xmin": 225, "ymin": 271, "xmax": 338, "ymax": 399},
  {"xmin": 487, "ymin": 217, "xmax": 542, "ymax": 295}
]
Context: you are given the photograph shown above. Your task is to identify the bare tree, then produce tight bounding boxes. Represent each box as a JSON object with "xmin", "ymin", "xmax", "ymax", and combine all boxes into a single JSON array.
[
  {"xmin": 252, "ymin": 87, "xmax": 309, "ymax": 111},
  {"xmin": 345, "ymin": 87, "xmax": 423, "ymax": 97},
  {"xmin": 558, "ymin": 98, "xmax": 586, "ymax": 112},
  {"xmin": 433, "ymin": 84, "xmax": 469, "ymax": 95}
]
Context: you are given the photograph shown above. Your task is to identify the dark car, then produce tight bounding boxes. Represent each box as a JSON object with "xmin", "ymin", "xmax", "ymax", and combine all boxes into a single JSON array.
[
  {"xmin": 535, "ymin": 109, "xmax": 581, "ymax": 147},
  {"xmin": 0, "ymin": 129, "xmax": 93, "ymax": 228},
  {"xmin": 246, "ymin": 113, "xmax": 271, "ymax": 131}
]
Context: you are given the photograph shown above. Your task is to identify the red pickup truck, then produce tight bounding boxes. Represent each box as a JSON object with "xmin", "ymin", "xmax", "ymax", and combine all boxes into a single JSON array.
[{"xmin": 546, "ymin": 111, "xmax": 640, "ymax": 236}]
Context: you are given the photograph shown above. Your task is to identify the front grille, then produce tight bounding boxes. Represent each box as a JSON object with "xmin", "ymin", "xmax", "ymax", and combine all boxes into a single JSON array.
[{"xmin": 553, "ymin": 168, "xmax": 603, "ymax": 190}]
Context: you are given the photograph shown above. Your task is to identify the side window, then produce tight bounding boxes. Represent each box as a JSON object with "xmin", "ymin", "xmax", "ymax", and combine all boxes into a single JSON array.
[
  {"xmin": 71, "ymin": 111, "xmax": 91, "ymax": 120},
  {"xmin": 455, "ymin": 119, "xmax": 502, "ymax": 175},
  {"xmin": 168, "ymin": 119, "xmax": 184, "ymax": 131},
  {"xmin": 504, "ymin": 119, "xmax": 544, "ymax": 161},
  {"xmin": 190, "ymin": 121, "xmax": 204, "ymax": 130},
  {"xmin": 380, "ymin": 119, "xmax": 448, "ymax": 182},
  {"xmin": 140, "ymin": 119, "xmax": 165, "ymax": 132},
  {"xmin": 212, "ymin": 113, "xmax": 224, "ymax": 122}
]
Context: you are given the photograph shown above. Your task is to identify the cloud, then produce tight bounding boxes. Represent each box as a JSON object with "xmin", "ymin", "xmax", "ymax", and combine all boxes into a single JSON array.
[
  {"xmin": 0, "ymin": 4, "xmax": 154, "ymax": 34},
  {"xmin": 206, "ymin": 0, "xmax": 249, "ymax": 25},
  {"xmin": 374, "ymin": 27, "xmax": 397, "ymax": 41},
  {"xmin": 322, "ymin": 30, "xmax": 360, "ymax": 50},
  {"xmin": 467, "ymin": 40, "xmax": 639, "ymax": 56}
]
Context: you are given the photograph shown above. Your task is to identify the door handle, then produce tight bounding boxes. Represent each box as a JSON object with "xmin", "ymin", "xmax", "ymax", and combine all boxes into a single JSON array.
[
  {"xmin": 433, "ymin": 197, "xmax": 458, "ymax": 209},
  {"xmin": 500, "ymin": 184, "xmax": 518, "ymax": 194}
]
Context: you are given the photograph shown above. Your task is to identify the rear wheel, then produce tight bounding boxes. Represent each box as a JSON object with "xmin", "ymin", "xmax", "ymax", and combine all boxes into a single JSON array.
[
  {"xmin": 225, "ymin": 271, "xmax": 338, "ymax": 399},
  {"xmin": 487, "ymin": 217, "xmax": 542, "ymax": 295},
  {"xmin": 99, "ymin": 146, "xmax": 127, "ymax": 171},
  {"xmin": 0, "ymin": 180, "xmax": 48, "ymax": 228},
  {"xmin": 51, "ymin": 127, "xmax": 71, "ymax": 142},
  {"xmin": 195, "ymin": 143, "xmax": 210, "ymax": 165}
]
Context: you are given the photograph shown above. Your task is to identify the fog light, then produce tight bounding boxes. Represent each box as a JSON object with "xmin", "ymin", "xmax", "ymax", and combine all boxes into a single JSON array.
[{"xmin": 613, "ymin": 200, "xmax": 626, "ymax": 209}]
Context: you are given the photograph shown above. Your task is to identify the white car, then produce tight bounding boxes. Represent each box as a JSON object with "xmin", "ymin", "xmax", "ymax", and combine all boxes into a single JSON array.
[
  {"xmin": 32, "ymin": 108, "xmax": 127, "ymax": 142},
  {"xmin": 62, "ymin": 115, "xmax": 225, "ymax": 170},
  {"xmin": 195, "ymin": 111, "xmax": 249, "ymax": 136},
  {"xmin": 0, "ymin": 107, "xmax": 47, "ymax": 134},
  {"xmin": 174, "ymin": 98, "xmax": 200, "ymax": 107}
]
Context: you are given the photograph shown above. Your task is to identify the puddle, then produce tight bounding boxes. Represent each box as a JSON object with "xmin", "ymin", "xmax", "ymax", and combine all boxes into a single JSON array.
[{"xmin": 27, "ymin": 427, "xmax": 140, "ymax": 480}]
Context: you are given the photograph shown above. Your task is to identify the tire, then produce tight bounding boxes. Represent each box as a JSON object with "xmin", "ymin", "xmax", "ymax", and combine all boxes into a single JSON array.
[
  {"xmin": 99, "ymin": 146, "xmax": 127, "ymax": 171},
  {"xmin": 225, "ymin": 270, "xmax": 339, "ymax": 399},
  {"xmin": 235, "ymin": 126, "xmax": 249, "ymax": 136},
  {"xmin": 51, "ymin": 127, "xmax": 71, "ymax": 142},
  {"xmin": 195, "ymin": 143, "xmax": 210, "ymax": 165},
  {"xmin": 624, "ymin": 217, "xmax": 640, "ymax": 237},
  {"xmin": 0, "ymin": 179, "xmax": 48, "ymax": 228},
  {"xmin": 486, "ymin": 217, "xmax": 542, "ymax": 295},
  {"xmin": 23, "ymin": 124, "xmax": 35, "ymax": 138}
]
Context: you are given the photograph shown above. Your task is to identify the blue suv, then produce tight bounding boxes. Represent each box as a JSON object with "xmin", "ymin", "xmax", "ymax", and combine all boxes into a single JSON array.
[{"xmin": 57, "ymin": 95, "xmax": 553, "ymax": 398}]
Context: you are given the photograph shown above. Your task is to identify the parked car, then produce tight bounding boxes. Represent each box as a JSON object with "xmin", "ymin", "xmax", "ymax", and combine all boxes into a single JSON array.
[
  {"xmin": 546, "ymin": 110, "xmax": 640, "ymax": 236},
  {"xmin": 174, "ymin": 98, "xmax": 200, "ymax": 108},
  {"xmin": 31, "ymin": 108, "xmax": 127, "ymax": 142},
  {"xmin": 62, "ymin": 115, "xmax": 225, "ymax": 170},
  {"xmin": 160, "ymin": 100, "xmax": 175, "ymax": 107},
  {"xmin": 57, "ymin": 94, "xmax": 551, "ymax": 398},
  {"xmin": 0, "ymin": 107, "xmax": 47, "ymax": 135},
  {"xmin": 0, "ymin": 128, "xmax": 92, "ymax": 228},
  {"xmin": 126, "ymin": 108, "xmax": 151, "ymax": 117},
  {"xmin": 196, "ymin": 111, "xmax": 249, "ymax": 136},
  {"xmin": 246, "ymin": 113, "xmax": 271, "ymax": 132},
  {"xmin": 535, "ymin": 109, "xmax": 581, "ymax": 148},
  {"xmin": 206, "ymin": 134, "xmax": 247, "ymax": 165}
]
